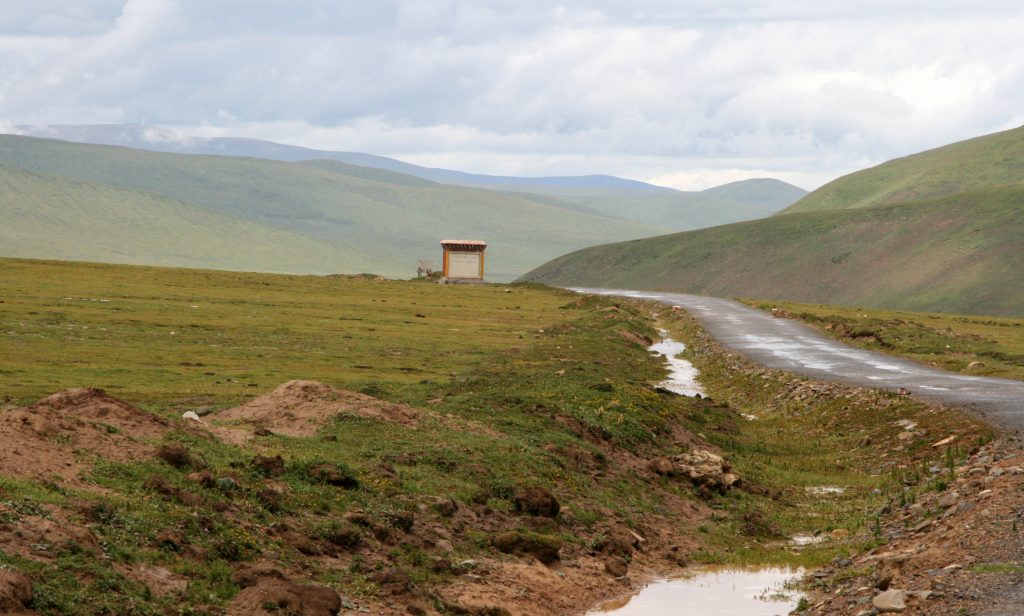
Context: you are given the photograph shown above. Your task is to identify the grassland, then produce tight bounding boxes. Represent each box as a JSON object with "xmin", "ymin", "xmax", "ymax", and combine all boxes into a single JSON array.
[
  {"xmin": 746, "ymin": 299, "xmax": 1024, "ymax": 382},
  {"xmin": 0, "ymin": 258, "xmax": 994, "ymax": 614},
  {"xmin": 521, "ymin": 185, "xmax": 1024, "ymax": 316},
  {"xmin": 782, "ymin": 124, "xmax": 1024, "ymax": 213}
]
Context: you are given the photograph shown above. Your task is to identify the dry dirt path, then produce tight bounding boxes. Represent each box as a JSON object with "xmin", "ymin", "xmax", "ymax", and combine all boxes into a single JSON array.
[{"xmin": 571, "ymin": 288, "xmax": 1024, "ymax": 431}]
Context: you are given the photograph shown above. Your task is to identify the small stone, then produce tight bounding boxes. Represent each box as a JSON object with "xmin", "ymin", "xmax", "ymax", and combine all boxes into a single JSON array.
[
  {"xmin": 978, "ymin": 489, "xmax": 993, "ymax": 498},
  {"xmin": 872, "ymin": 588, "xmax": 908, "ymax": 612},
  {"xmin": 181, "ymin": 411, "xmax": 202, "ymax": 422},
  {"xmin": 937, "ymin": 491, "xmax": 959, "ymax": 509},
  {"xmin": 910, "ymin": 520, "xmax": 932, "ymax": 533}
]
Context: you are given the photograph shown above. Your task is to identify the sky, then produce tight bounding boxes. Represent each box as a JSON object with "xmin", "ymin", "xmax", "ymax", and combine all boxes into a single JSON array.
[{"xmin": 1, "ymin": 1, "xmax": 1022, "ymax": 190}]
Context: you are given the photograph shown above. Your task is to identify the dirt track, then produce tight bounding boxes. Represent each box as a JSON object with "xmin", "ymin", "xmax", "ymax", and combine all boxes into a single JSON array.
[{"xmin": 572, "ymin": 288, "xmax": 1024, "ymax": 431}]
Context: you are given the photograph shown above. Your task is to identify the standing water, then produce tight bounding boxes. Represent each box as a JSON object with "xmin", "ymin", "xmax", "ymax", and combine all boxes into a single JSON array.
[
  {"xmin": 589, "ymin": 567, "xmax": 803, "ymax": 616},
  {"xmin": 648, "ymin": 331, "xmax": 705, "ymax": 397}
]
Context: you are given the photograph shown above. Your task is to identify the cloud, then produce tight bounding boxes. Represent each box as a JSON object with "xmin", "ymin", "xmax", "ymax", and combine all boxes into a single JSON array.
[{"xmin": 1, "ymin": 1, "xmax": 1023, "ymax": 189}]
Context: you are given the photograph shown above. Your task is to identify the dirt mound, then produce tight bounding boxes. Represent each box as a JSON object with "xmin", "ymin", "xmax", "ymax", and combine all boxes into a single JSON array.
[
  {"xmin": 0, "ymin": 570, "xmax": 35, "ymax": 615},
  {"xmin": 227, "ymin": 564, "xmax": 341, "ymax": 616},
  {"xmin": 0, "ymin": 388, "xmax": 172, "ymax": 486},
  {"xmin": 212, "ymin": 380, "xmax": 419, "ymax": 443}
]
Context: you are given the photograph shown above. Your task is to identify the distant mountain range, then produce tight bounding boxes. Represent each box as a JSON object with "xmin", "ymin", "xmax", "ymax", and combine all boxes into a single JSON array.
[
  {"xmin": 521, "ymin": 125, "xmax": 1024, "ymax": 316},
  {"xmin": 14, "ymin": 123, "xmax": 807, "ymax": 231},
  {"xmin": 0, "ymin": 125, "xmax": 806, "ymax": 279}
]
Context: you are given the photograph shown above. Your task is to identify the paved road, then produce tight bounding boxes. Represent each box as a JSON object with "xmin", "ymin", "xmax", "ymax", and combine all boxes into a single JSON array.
[{"xmin": 572, "ymin": 288, "xmax": 1024, "ymax": 432}]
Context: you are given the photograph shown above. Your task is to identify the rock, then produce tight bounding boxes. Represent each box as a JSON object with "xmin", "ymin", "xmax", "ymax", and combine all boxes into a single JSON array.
[
  {"xmin": 989, "ymin": 467, "xmax": 1004, "ymax": 477},
  {"xmin": 831, "ymin": 528, "xmax": 849, "ymax": 541},
  {"xmin": 932, "ymin": 435, "xmax": 957, "ymax": 448},
  {"xmin": 937, "ymin": 491, "xmax": 959, "ymax": 508},
  {"xmin": 251, "ymin": 455, "xmax": 286, "ymax": 477},
  {"xmin": 910, "ymin": 520, "xmax": 932, "ymax": 533},
  {"xmin": 671, "ymin": 449, "xmax": 741, "ymax": 492},
  {"xmin": 513, "ymin": 486, "xmax": 560, "ymax": 517},
  {"xmin": 181, "ymin": 411, "xmax": 203, "ymax": 422},
  {"xmin": 604, "ymin": 556, "xmax": 629, "ymax": 577},
  {"xmin": 492, "ymin": 531, "xmax": 561, "ymax": 564},
  {"xmin": 156, "ymin": 444, "xmax": 193, "ymax": 468},
  {"xmin": 0, "ymin": 570, "xmax": 33, "ymax": 613},
  {"xmin": 649, "ymin": 456, "xmax": 675, "ymax": 476},
  {"xmin": 872, "ymin": 589, "xmax": 908, "ymax": 612},
  {"xmin": 966, "ymin": 361, "xmax": 985, "ymax": 370},
  {"xmin": 896, "ymin": 431, "xmax": 915, "ymax": 441},
  {"xmin": 979, "ymin": 489, "xmax": 993, "ymax": 498}
]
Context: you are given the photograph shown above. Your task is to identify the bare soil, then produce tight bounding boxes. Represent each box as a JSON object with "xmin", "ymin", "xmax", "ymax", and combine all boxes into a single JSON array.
[
  {"xmin": 799, "ymin": 437, "xmax": 1024, "ymax": 615},
  {"xmin": 0, "ymin": 388, "xmax": 173, "ymax": 487},
  {"xmin": 210, "ymin": 379, "xmax": 420, "ymax": 444}
]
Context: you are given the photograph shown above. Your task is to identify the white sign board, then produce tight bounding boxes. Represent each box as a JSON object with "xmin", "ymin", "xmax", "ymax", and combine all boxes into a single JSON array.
[{"xmin": 449, "ymin": 252, "xmax": 481, "ymax": 278}]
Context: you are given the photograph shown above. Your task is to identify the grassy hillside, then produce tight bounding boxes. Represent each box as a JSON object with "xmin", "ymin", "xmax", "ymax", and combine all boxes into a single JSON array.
[
  {"xmin": 0, "ymin": 135, "xmax": 669, "ymax": 279},
  {"xmin": 0, "ymin": 164, "xmax": 375, "ymax": 272},
  {"xmin": 784, "ymin": 124, "xmax": 1024, "ymax": 213},
  {"xmin": 521, "ymin": 185, "xmax": 1024, "ymax": 316}
]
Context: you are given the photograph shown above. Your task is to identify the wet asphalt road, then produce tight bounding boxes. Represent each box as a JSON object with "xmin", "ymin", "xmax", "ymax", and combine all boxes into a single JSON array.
[{"xmin": 571, "ymin": 288, "xmax": 1024, "ymax": 432}]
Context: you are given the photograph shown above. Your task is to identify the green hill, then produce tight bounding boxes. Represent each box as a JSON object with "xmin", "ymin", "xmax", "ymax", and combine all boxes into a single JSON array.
[
  {"xmin": 0, "ymin": 163, "xmax": 374, "ymax": 272},
  {"xmin": 0, "ymin": 135, "xmax": 671, "ymax": 279},
  {"xmin": 520, "ymin": 186, "xmax": 1024, "ymax": 316},
  {"xmin": 784, "ymin": 124, "xmax": 1024, "ymax": 213}
]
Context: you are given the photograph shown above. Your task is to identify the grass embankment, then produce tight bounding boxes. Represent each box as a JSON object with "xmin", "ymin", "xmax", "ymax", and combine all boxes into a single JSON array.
[
  {"xmin": 519, "ymin": 185, "xmax": 1024, "ymax": 316},
  {"xmin": 0, "ymin": 257, "xmax": 996, "ymax": 614},
  {"xmin": 747, "ymin": 299, "xmax": 1024, "ymax": 382}
]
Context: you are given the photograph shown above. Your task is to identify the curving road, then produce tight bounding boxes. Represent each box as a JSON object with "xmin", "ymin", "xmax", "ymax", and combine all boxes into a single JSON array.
[{"xmin": 572, "ymin": 288, "xmax": 1024, "ymax": 432}]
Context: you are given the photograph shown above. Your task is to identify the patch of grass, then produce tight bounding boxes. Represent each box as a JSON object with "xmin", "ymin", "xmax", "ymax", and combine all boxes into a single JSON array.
[{"xmin": 969, "ymin": 562, "xmax": 1024, "ymax": 574}]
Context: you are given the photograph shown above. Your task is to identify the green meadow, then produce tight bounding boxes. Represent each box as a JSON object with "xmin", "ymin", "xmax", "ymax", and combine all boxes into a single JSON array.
[{"xmin": 0, "ymin": 257, "xmax": 991, "ymax": 613}]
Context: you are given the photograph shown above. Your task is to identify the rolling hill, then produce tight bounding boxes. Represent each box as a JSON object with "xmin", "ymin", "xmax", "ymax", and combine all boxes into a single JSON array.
[
  {"xmin": 13, "ymin": 123, "xmax": 807, "ymax": 229},
  {"xmin": 783, "ymin": 124, "xmax": 1024, "ymax": 213},
  {"xmin": 0, "ymin": 163, "xmax": 370, "ymax": 272},
  {"xmin": 0, "ymin": 135, "xmax": 671, "ymax": 279},
  {"xmin": 521, "ymin": 126, "xmax": 1024, "ymax": 316}
]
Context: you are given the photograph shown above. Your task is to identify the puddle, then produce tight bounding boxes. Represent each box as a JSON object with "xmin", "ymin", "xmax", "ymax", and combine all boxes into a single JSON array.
[
  {"xmin": 790, "ymin": 533, "xmax": 825, "ymax": 547},
  {"xmin": 589, "ymin": 567, "xmax": 803, "ymax": 615},
  {"xmin": 648, "ymin": 333, "xmax": 705, "ymax": 397},
  {"xmin": 805, "ymin": 486, "xmax": 845, "ymax": 496}
]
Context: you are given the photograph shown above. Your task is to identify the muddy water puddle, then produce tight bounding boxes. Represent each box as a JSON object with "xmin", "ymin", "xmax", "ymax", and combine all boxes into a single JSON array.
[
  {"xmin": 589, "ymin": 567, "xmax": 803, "ymax": 615},
  {"xmin": 648, "ymin": 332, "xmax": 705, "ymax": 397}
]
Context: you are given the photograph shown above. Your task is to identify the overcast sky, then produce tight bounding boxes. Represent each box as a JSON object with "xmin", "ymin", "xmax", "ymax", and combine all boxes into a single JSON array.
[{"xmin": 1, "ymin": 1, "xmax": 1022, "ymax": 190}]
